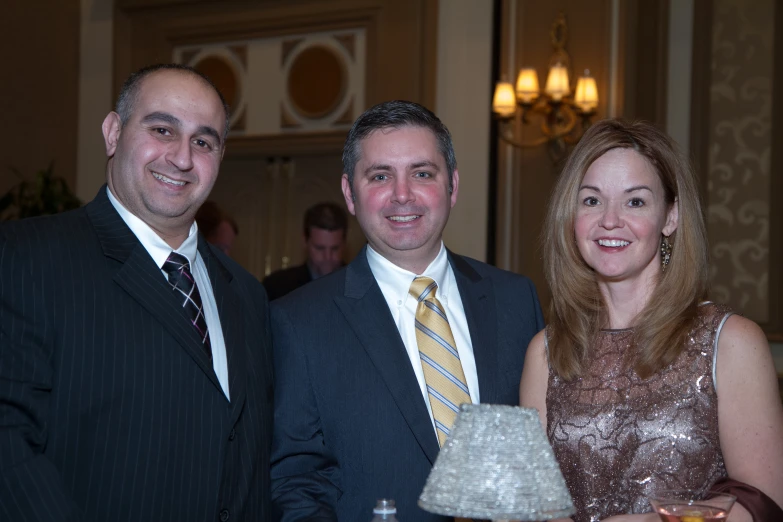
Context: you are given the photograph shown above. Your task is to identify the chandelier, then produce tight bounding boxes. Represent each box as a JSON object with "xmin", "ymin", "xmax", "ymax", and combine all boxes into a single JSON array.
[{"xmin": 492, "ymin": 13, "xmax": 598, "ymax": 161}]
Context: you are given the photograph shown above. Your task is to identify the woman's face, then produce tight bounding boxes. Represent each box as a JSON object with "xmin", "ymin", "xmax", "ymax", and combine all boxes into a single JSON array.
[{"xmin": 574, "ymin": 148, "xmax": 678, "ymax": 285}]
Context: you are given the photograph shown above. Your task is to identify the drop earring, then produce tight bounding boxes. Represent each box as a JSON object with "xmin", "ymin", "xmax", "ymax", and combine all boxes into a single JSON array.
[{"xmin": 660, "ymin": 235, "xmax": 672, "ymax": 272}]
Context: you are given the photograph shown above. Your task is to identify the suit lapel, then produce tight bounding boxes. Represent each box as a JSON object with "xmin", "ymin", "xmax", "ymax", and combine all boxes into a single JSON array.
[
  {"xmin": 86, "ymin": 186, "xmax": 222, "ymax": 394},
  {"xmin": 448, "ymin": 251, "xmax": 500, "ymax": 405},
  {"xmin": 333, "ymin": 249, "xmax": 440, "ymax": 465},
  {"xmin": 199, "ymin": 239, "xmax": 247, "ymax": 420}
]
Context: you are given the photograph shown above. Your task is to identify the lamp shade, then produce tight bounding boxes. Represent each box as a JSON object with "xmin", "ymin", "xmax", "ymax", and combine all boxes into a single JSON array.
[
  {"xmin": 515, "ymin": 68, "xmax": 540, "ymax": 104},
  {"xmin": 418, "ymin": 404, "xmax": 575, "ymax": 521},
  {"xmin": 544, "ymin": 64, "xmax": 570, "ymax": 101},
  {"xmin": 492, "ymin": 81, "xmax": 517, "ymax": 118},
  {"xmin": 574, "ymin": 71, "xmax": 598, "ymax": 112}
]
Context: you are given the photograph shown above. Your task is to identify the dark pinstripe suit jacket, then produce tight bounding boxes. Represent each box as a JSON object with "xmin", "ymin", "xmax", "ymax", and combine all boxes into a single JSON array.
[{"xmin": 0, "ymin": 187, "xmax": 273, "ymax": 522}]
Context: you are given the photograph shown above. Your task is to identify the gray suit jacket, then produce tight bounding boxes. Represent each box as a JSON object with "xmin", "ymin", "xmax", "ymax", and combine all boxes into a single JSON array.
[{"xmin": 271, "ymin": 246, "xmax": 544, "ymax": 522}]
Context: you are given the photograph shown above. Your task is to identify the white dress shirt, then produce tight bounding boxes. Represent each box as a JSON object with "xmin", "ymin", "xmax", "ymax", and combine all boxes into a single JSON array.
[
  {"xmin": 107, "ymin": 188, "xmax": 230, "ymax": 400},
  {"xmin": 366, "ymin": 243, "xmax": 479, "ymax": 435}
]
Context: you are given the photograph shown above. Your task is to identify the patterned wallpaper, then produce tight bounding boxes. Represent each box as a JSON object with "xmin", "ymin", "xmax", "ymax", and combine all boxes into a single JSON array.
[{"xmin": 707, "ymin": 0, "xmax": 773, "ymax": 322}]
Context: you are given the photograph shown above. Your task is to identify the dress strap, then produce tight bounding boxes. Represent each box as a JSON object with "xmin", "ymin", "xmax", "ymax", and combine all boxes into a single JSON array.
[
  {"xmin": 543, "ymin": 325, "xmax": 550, "ymax": 358},
  {"xmin": 712, "ymin": 311, "xmax": 736, "ymax": 391}
]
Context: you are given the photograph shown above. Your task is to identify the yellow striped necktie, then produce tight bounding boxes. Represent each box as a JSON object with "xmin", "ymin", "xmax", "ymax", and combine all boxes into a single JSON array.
[{"xmin": 409, "ymin": 276, "xmax": 471, "ymax": 447}]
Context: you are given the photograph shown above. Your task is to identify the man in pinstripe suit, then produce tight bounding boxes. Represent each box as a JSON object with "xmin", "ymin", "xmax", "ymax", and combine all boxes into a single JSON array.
[{"xmin": 0, "ymin": 64, "xmax": 273, "ymax": 521}]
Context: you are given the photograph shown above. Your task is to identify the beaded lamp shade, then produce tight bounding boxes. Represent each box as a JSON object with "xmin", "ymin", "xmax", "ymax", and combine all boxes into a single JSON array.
[{"xmin": 418, "ymin": 404, "xmax": 575, "ymax": 521}]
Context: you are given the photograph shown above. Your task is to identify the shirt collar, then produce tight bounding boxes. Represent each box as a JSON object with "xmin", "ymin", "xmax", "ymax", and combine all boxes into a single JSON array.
[
  {"xmin": 106, "ymin": 186, "xmax": 199, "ymax": 269},
  {"xmin": 366, "ymin": 242, "xmax": 450, "ymax": 302}
]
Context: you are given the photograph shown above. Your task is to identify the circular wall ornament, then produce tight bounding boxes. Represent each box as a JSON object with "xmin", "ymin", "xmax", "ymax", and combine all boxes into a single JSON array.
[
  {"xmin": 286, "ymin": 44, "xmax": 347, "ymax": 120},
  {"xmin": 193, "ymin": 55, "xmax": 241, "ymax": 110}
]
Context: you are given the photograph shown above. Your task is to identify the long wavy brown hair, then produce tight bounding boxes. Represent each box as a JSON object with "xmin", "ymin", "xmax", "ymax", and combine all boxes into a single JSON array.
[{"xmin": 544, "ymin": 119, "xmax": 709, "ymax": 380}]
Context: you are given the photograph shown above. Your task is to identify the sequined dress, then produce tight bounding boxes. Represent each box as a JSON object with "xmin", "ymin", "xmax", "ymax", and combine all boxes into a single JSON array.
[{"xmin": 546, "ymin": 303, "xmax": 733, "ymax": 522}]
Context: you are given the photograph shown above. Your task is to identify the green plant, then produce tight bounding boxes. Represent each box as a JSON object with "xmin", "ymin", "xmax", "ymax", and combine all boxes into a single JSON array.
[{"xmin": 0, "ymin": 164, "xmax": 81, "ymax": 220}]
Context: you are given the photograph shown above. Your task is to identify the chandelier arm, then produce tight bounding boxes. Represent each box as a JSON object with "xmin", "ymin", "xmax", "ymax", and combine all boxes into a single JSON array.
[
  {"xmin": 563, "ymin": 132, "xmax": 582, "ymax": 145},
  {"xmin": 548, "ymin": 138, "xmax": 568, "ymax": 163},
  {"xmin": 498, "ymin": 132, "xmax": 551, "ymax": 149},
  {"xmin": 561, "ymin": 110, "xmax": 595, "ymax": 144},
  {"xmin": 540, "ymin": 103, "xmax": 579, "ymax": 140}
]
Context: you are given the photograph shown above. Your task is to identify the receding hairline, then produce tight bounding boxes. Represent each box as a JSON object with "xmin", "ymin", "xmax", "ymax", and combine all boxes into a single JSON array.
[
  {"xmin": 138, "ymin": 69, "xmax": 224, "ymax": 107},
  {"xmin": 120, "ymin": 68, "xmax": 228, "ymax": 132}
]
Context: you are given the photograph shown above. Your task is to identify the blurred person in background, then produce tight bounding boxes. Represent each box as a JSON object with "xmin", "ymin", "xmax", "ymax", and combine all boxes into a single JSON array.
[{"xmin": 262, "ymin": 201, "xmax": 348, "ymax": 300}]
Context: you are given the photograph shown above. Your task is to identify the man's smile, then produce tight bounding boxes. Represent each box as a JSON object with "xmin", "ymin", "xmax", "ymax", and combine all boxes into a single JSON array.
[{"xmin": 152, "ymin": 171, "xmax": 187, "ymax": 186}]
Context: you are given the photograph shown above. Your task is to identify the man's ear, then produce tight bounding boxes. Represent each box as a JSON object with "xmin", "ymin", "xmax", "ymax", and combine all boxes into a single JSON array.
[
  {"xmin": 102, "ymin": 112, "xmax": 122, "ymax": 157},
  {"xmin": 341, "ymin": 174, "xmax": 357, "ymax": 215},
  {"xmin": 449, "ymin": 169, "xmax": 459, "ymax": 208}
]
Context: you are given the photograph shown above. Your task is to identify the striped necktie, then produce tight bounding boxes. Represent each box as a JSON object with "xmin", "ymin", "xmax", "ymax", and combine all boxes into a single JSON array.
[
  {"xmin": 409, "ymin": 276, "xmax": 471, "ymax": 447},
  {"xmin": 162, "ymin": 252, "xmax": 212, "ymax": 358}
]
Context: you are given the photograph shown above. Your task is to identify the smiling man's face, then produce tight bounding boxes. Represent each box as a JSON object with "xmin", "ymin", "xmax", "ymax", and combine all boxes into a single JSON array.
[
  {"xmin": 103, "ymin": 69, "xmax": 226, "ymax": 245},
  {"xmin": 341, "ymin": 125, "xmax": 458, "ymax": 273}
]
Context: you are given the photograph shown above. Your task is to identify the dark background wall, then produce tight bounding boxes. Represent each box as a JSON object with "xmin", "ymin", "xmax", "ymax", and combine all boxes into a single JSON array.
[{"xmin": 0, "ymin": 0, "xmax": 80, "ymax": 195}]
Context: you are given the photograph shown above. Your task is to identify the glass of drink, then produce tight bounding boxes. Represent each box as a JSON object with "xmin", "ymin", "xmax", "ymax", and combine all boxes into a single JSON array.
[{"xmin": 648, "ymin": 489, "xmax": 736, "ymax": 522}]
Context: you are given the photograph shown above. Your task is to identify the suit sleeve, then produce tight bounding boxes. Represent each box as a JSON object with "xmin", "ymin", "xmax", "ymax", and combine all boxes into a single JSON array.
[
  {"xmin": 0, "ymin": 230, "xmax": 84, "ymax": 521},
  {"xmin": 270, "ymin": 303, "xmax": 340, "ymax": 522}
]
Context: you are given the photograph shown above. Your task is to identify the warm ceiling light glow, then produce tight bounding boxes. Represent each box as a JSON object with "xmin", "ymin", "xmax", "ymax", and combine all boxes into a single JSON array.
[
  {"xmin": 544, "ymin": 63, "xmax": 570, "ymax": 101},
  {"xmin": 574, "ymin": 71, "xmax": 598, "ymax": 112},
  {"xmin": 492, "ymin": 81, "xmax": 517, "ymax": 118},
  {"xmin": 515, "ymin": 68, "xmax": 540, "ymax": 104}
]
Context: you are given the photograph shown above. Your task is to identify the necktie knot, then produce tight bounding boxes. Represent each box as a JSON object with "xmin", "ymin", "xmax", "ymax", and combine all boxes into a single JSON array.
[
  {"xmin": 163, "ymin": 252, "xmax": 191, "ymax": 280},
  {"xmin": 410, "ymin": 276, "xmax": 438, "ymax": 302}
]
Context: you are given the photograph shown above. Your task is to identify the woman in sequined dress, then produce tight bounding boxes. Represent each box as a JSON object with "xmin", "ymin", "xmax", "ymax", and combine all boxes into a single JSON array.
[{"xmin": 519, "ymin": 119, "xmax": 783, "ymax": 522}]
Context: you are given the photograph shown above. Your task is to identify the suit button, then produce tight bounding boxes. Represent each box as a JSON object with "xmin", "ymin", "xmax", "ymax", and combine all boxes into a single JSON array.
[
  {"xmin": 228, "ymin": 429, "xmax": 236, "ymax": 441},
  {"xmin": 219, "ymin": 509, "xmax": 229, "ymax": 521}
]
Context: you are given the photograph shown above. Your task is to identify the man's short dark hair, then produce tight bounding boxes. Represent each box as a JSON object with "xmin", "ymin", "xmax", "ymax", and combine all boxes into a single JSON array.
[
  {"xmin": 196, "ymin": 200, "xmax": 238, "ymax": 237},
  {"xmin": 304, "ymin": 202, "xmax": 348, "ymax": 239},
  {"xmin": 342, "ymin": 100, "xmax": 457, "ymax": 192},
  {"xmin": 115, "ymin": 63, "xmax": 231, "ymax": 141}
]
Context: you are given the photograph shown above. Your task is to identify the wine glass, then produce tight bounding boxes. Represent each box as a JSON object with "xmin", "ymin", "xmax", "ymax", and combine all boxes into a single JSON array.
[{"xmin": 647, "ymin": 489, "xmax": 736, "ymax": 522}]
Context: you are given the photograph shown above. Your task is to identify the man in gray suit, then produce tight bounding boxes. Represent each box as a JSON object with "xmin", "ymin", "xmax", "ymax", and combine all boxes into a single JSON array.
[
  {"xmin": 271, "ymin": 100, "xmax": 545, "ymax": 522},
  {"xmin": 0, "ymin": 64, "xmax": 273, "ymax": 521}
]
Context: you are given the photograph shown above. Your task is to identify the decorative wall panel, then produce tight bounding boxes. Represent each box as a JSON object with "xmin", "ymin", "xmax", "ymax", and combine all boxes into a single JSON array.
[
  {"xmin": 174, "ymin": 28, "xmax": 365, "ymax": 137},
  {"xmin": 707, "ymin": 0, "xmax": 773, "ymax": 322}
]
